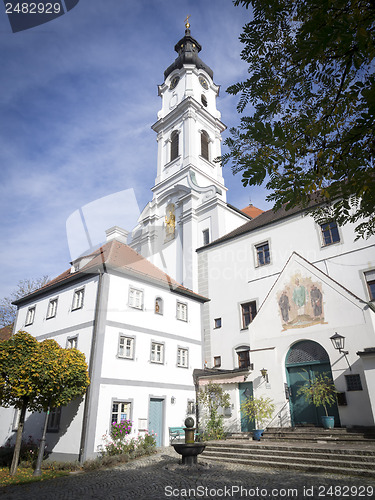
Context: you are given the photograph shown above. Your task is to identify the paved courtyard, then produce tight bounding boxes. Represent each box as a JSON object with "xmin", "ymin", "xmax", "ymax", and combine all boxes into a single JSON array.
[{"xmin": 1, "ymin": 447, "xmax": 374, "ymax": 500}]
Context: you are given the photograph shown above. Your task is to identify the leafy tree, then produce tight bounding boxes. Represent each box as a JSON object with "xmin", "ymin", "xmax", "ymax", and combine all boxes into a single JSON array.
[
  {"xmin": 224, "ymin": 0, "xmax": 375, "ymax": 238},
  {"xmin": 0, "ymin": 331, "xmax": 90, "ymax": 475},
  {"xmin": 198, "ymin": 382, "xmax": 230, "ymax": 440},
  {"xmin": 297, "ymin": 373, "xmax": 338, "ymax": 416},
  {"xmin": 240, "ymin": 395, "xmax": 275, "ymax": 429},
  {"xmin": 0, "ymin": 276, "xmax": 49, "ymax": 328}
]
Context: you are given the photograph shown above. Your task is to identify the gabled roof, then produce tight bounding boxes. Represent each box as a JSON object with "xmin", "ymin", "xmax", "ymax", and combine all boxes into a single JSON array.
[
  {"xmin": 253, "ymin": 251, "xmax": 369, "ymax": 324},
  {"xmin": 197, "ymin": 193, "xmax": 324, "ymax": 251},
  {"xmin": 14, "ymin": 240, "xmax": 209, "ymax": 306}
]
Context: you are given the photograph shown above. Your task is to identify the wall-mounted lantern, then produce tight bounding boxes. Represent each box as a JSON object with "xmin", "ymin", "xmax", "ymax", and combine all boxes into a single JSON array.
[
  {"xmin": 260, "ymin": 368, "xmax": 269, "ymax": 382},
  {"xmin": 330, "ymin": 332, "xmax": 351, "ymax": 370}
]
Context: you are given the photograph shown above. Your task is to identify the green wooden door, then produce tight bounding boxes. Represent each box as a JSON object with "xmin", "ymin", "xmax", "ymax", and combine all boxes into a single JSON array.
[
  {"xmin": 239, "ymin": 382, "xmax": 255, "ymax": 432},
  {"xmin": 286, "ymin": 341, "xmax": 340, "ymax": 427}
]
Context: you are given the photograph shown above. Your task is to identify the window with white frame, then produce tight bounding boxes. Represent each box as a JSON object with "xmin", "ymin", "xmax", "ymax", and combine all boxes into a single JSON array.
[
  {"xmin": 111, "ymin": 401, "xmax": 131, "ymax": 424},
  {"xmin": 46, "ymin": 298, "xmax": 58, "ymax": 319},
  {"xmin": 47, "ymin": 407, "xmax": 61, "ymax": 432},
  {"xmin": 25, "ymin": 306, "xmax": 35, "ymax": 326},
  {"xmin": 364, "ymin": 270, "xmax": 375, "ymax": 301},
  {"xmin": 151, "ymin": 342, "xmax": 164, "ymax": 364},
  {"xmin": 187, "ymin": 400, "xmax": 195, "ymax": 414},
  {"xmin": 237, "ymin": 349, "xmax": 251, "ymax": 369},
  {"xmin": 177, "ymin": 347, "xmax": 188, "ymax": 368},
  {"xmin": 241, "ymin": 301, "xmax": 257, "ymax": 329},
  {"xmin": 214, "ymin": 356, "xmax": 221, "ymax": 367},
  {"xmin": 202, "ymin": 229, "xmax": 210, "ymax": 245},
  {"xmin": 170, "ymin": 130, "xmax": 179, "ymax": 162},
  {"xmin": 67, "ymin": 336, "xmax": 78, "ymax": 349},
  {"xmin": 320, "ymin": 221, "xmax": 340, "ymax": 246},
  {"xmin": 176, "ymin": 301, "xmax": 187, "ymax": 321},
  {"xmin": 129, "ymin": 287, "xmax": 143, "ymax": 310},
  {"xmin": 118, "ymin": 335, "xmax": 134, "ymax": 359},
  {"xmin": 201, "ymin": 130, "xmax": 209, "ymax": 160},
  {"xmin": 255, "ymin": 241, "xmax": 270, "ymax": 266},
  {"xmin": 72, "ymin": 288, "xmax": 84, "ymax": 310}
]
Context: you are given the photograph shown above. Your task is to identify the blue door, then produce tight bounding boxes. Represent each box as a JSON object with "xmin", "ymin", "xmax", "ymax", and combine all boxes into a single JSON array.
[
  {"xmin": 149, "ymin": 398, "xmax": 164, "ymax": 447},
  {"xmin": 239, "ymin": 382, "xmax": 255, "ymax": 432}
]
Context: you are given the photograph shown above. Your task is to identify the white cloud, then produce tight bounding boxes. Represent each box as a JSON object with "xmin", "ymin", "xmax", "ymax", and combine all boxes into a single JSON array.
[{"xmin": 0, "ymin": 0, "xmax": 267, "ymax": 300}]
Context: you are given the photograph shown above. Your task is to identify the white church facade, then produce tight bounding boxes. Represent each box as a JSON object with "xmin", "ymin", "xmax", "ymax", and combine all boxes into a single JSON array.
[{"xmin": 1, "ymin": 24, "xmax": 375, "ymax": 461}]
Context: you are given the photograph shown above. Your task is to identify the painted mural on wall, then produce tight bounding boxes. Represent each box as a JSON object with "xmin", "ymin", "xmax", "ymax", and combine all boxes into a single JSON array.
[
  {"xmin": 164, "ymin": 203, "xmax": 176, "ymax": 242},
  {"xmin": 277, "ymin": 273, "xmax": 326, "ymax": 330}
]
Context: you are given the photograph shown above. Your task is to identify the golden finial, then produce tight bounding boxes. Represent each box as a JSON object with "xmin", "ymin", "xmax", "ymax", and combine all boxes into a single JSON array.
[{"xmin": 185, "ymin": 15, "xmax": 191, "ymax": 29}]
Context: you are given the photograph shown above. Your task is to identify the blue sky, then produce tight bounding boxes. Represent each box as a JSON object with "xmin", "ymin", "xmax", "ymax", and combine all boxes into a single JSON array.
[{"xmin": 0, "ymin": 0, "xmax": 271, "ymax": 300}]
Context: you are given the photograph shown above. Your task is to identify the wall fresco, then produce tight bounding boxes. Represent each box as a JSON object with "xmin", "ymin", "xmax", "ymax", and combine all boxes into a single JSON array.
[{"xmin": 277, "ymin": 273, "xmax": 326, "ymax": 330}]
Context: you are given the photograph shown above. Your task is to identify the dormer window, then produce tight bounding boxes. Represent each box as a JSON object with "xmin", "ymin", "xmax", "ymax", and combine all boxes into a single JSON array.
[
  {"xmin": 171, "ymin": 131, "xmax": 179, "ymax": 162},
  {"xmin": 201, "ymin": 131, "xmax": 209, "ymax": 161}
]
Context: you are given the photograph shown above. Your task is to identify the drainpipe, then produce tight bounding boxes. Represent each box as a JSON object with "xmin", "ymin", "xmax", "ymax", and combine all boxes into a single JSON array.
[
  {"xmin": 193, "ymin": 371, "xmax": 200, "ymax": 440},
  {"xmin": 79, "ymin": 268, "xmax": 104, "ymax": 463}
]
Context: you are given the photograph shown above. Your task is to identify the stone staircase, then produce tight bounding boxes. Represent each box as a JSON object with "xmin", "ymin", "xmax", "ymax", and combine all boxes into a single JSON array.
[
  {"xmin": 231, "ymin": 426, "xmax": 375, "ymax": 443},
  {"xmin": 201, "ymin": 428, "xmax": 375, "ymax": 478}
]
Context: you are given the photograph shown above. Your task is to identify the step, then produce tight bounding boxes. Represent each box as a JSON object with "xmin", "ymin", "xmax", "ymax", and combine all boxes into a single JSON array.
[
  {"xmin": 203, "ymin": 446, "xmax": 375, "ymax": 463},
  {"xmin": 229, "ymin": 428, "xmax": 375, "ymax": 443},
  {"xmin": 202, "ymin": 449, "xmax": 375, "ymax": 468},
  {"xmin": 207, "ymin": 441, "xmax": 375, "ymax": 456},
  {"xmin": 201, "ymin": 454, "xmax": 375, "ymax": 479},
  {"xmin": 202, "ymin": 440, "xmax": 375, "ymax": 478}
]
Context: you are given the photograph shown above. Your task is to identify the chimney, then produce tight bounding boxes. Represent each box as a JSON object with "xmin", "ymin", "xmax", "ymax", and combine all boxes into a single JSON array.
[{"xmin": 105, "ymin": 226, "xmax": 129, "ymax": 244}]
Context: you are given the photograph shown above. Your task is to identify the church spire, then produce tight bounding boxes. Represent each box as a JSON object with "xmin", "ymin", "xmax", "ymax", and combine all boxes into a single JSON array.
[{"xmin": 164, "ymin": 18, "xmax": 213, "ymax": 80}]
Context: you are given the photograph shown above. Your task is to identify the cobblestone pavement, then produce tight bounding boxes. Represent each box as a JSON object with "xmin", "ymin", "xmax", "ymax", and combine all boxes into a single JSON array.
[{"xmin": 1, "ymin": 447, "xmax": 375, "ymax": 500}]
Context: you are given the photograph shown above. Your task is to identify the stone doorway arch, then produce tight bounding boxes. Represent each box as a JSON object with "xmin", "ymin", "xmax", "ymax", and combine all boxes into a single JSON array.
[{"xmin": 285, "ymin": 340, "xmax": 340, "ymax": 426}]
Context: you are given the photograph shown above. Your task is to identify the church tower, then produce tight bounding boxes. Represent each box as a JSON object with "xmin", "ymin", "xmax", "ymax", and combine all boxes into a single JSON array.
[{"xmin": 131, "ymin": 20, "xmax": 248, "ymax": 290}]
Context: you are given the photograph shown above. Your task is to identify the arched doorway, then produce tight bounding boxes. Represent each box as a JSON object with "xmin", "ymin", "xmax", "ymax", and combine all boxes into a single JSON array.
[{"xmin": 285, "ymin": 340, "xmax": 340, "ymax": 427}]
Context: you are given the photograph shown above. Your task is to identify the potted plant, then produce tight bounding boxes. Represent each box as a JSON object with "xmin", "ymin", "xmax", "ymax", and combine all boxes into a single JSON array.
[
  {"xmin": 240, "ymin": 396, "xmax": 275, "ymax": 440},
  {"xmin": 297, "ymin": 373, "xmax": 338, "ymax": 429}
]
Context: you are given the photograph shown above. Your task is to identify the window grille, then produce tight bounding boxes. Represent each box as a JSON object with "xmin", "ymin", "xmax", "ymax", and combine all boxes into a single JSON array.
[{"xmin": 286, "ymin": 341, "xmax": 329, "ymax": 365}]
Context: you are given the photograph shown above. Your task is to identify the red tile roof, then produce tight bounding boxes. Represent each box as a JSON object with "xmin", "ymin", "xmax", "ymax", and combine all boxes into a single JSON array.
[
  {"xmin": 240, "ymin": 204, "xmax": 264, "ymax": 219},
  {"xmin": 14, "ymin": 241, "xmax": 209, "ymax": 305},
  {"xmin": 241, "ymin": 204, "xmax": 264, "ymax": 219}
]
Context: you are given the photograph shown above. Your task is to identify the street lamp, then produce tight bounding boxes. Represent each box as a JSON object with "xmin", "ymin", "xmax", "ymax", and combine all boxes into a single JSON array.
[
  {"xmin": 260, "ymin": 368, "xmax": 269, "ymax": 383},
  {"xmin": 330, "ymin": 332, "xmax": 348, "ymax": 354},
  {"xmin": 330, "ymin": 332, "xmax": 351, "ymax": 370}
]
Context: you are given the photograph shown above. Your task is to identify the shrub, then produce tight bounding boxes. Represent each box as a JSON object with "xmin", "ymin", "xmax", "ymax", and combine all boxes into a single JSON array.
[
  {"xmin": 100, "ymin": 431, "xmax": 156, "ymax": 458},
  {"xmin": 0, "ymin": 436, "xmax": 38, "ymax": 467},
  {"xmin": 240, "ymin": 396, "xmax": 275, "ymax": 429},
  {"xmin": 110, "ymin": 420, "xmax": 132, "ymax": 441}
]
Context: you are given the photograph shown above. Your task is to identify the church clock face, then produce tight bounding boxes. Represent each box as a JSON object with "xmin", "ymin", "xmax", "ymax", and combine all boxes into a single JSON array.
[
  {"xmin": 170, "ymin": 76, "xmax": 180, "ymax": 90},
  {"xmin": 199, "ymin": 75, "xmax": 209, "ymax": 90}
]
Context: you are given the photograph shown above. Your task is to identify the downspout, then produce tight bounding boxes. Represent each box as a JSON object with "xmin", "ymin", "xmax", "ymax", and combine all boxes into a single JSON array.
[
  {"xmin": 79, "ymin": 267, "xmax": 105, "ymax": 463},
  {"xmin": 193, "ymin": 371, "xmax": 201, "ymax": 439}
]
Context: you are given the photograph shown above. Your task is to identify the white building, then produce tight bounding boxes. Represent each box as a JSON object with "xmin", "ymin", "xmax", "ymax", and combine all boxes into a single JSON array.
[
  {"xmin": 196, "ymin": 200, "xmax": 375, "ymax": 431},
  {"xmin": 1, "ymin": 23, "xmax": 375, "ymax": 460},
  {"xmin": 1, "ymin": 229, "xmax": 207, "ymax": 461}
]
